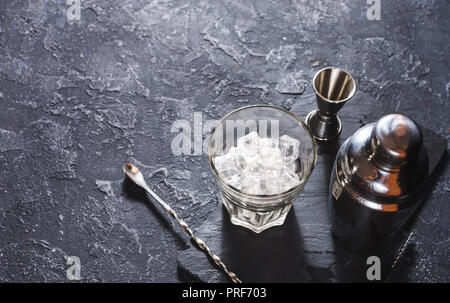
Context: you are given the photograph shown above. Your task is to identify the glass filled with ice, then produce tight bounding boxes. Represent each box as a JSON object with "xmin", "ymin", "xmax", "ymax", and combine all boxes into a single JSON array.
[{"xmin": 208, "ymin": 105, "xmax": 317, "ymax": 233}]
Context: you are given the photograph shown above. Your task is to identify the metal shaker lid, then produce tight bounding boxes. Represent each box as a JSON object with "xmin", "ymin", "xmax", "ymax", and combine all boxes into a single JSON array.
[
  {"xmin": 340, "ymin": 114, "xmax": 429, "ymax": 210},
  {"xmin": 370, "ymin": 114, "xmax": 423, "ymax": 168}
]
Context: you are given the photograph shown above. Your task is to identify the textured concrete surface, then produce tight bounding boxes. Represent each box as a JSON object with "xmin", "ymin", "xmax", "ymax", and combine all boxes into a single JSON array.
[{"xmin": 0, "ymin": 0, "xmax": 448, "ymax": 282}]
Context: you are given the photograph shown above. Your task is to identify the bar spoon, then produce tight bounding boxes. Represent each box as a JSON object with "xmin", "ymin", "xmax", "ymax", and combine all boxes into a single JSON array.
[{"xmin": 123, "ymin": 162, "xmax": 242, "ymax": 283}]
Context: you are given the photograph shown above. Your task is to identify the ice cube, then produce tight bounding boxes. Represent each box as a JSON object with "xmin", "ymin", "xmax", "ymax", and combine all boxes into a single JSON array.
[
  {"xmin": 286, "ymin": 161, "xmax": 297, "ymax": 174},
  {"xmin": 214, "ymin": 153, "xmax": 240, "ymax": 181},
  {"xmin": 244, "ymin": 154, "xmax": 263, "ymax": 178},
  {"xmin": 279, "ymin": 170, "xmax": 301, "ymax": 192},
  {"xmin": 228, "ymin": 146, "xmax": 247, "ymax": 171},
  {"xmin": 227, "ymin": 174, "xmax": 245, "ymax": 189},
  {"xmin": 279, "ymin": 134, "xmax": 300, "ymax": 164},
  {"xmin": 237, "ymin": 131, "xmax": 259, "ymax": 153},
  {"xmin": 258, "ymin": 137, "xmax": 279, "ymax": 151},
  {"xmin": 213, "ymin": 154, "xmax": 229, "ymax": 172},
  {"xmin": 259, "ymin": 154, "xmax": 283, "ymax": 180},
  {"xmin": 217, "ymin": 133, "xmax": 302, "ymax": 195},
  {"xmin": 241, "ymin": 176, "xmax": 262, "ymax": 195},
  {"xmin": 257, "ymin": 138, "xmax": 280, "ymax": 160},
  {"xmin": 260, "ymin": 179, "xmax": 282, "ymax": 195}
]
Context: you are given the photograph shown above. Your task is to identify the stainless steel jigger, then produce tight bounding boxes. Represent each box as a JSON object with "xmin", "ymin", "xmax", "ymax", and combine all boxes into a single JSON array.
[{"xmin": 306, "ymin": 67, "xmax": 356, "ymax": 141}]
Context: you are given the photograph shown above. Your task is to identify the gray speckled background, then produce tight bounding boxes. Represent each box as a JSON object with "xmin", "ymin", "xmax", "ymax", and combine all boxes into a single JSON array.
[{"xmin": 0, "ymin": 0, "xmax": 448, "ymax": 282}]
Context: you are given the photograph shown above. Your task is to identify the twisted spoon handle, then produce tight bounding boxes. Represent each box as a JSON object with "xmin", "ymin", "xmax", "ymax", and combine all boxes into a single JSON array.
[
  {"xmin": 142, "ymin": 184, "xmax": 242, "ymax": 283},
  {"xmin": 391, "ymin": 232, "xmax": 414, "ymax": 270}
]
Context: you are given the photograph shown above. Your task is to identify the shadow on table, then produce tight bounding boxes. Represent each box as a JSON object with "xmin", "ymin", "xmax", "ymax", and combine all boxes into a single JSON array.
[{"xmin": 221, "ymin": 206, "xmax": 311, "ymax": 282}]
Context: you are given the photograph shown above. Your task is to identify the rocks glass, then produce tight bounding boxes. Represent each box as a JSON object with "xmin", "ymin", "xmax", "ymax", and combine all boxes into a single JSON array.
[{"xmin": 208, "ymin": 105, "xmax": 317, "ymax": 233}]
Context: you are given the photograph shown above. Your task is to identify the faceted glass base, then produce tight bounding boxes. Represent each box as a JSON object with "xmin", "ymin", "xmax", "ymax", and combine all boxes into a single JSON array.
[{"xmin": 221, "ymin": 194, "xmax": 293, "ymax": 233}]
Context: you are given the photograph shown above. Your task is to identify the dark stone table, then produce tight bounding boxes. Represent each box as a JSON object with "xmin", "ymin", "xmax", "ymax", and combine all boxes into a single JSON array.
[{"xmin": 0, "ymin": 0, "xmax": 448, "ymax": 282}]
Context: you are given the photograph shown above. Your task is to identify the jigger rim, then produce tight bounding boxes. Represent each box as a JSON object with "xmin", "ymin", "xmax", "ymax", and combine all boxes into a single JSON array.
[{"xmin": 312, "ymin": 66, "xmax": 356, "ymax": 104}]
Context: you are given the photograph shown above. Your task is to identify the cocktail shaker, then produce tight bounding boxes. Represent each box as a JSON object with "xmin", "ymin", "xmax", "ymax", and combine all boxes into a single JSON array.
[{"xmin": 329, "ymin": 114, "xmax": 429, "ymax": 250}]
